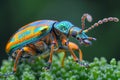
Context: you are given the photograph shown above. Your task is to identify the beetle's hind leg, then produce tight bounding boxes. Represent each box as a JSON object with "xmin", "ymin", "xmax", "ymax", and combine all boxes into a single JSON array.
[
  {"xmin": 1, "ymin": 46, "xmax": 36, "ymax": 77},
  {"xmin": 0, "ymin": 49, "xmax": 23, "ymax": 77},
  {"xmin": 13, "ymin": 46, "xmax": 36, "ymax": 72}
]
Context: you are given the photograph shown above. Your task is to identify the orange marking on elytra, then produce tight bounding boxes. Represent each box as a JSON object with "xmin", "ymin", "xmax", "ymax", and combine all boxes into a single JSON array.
[{"xmin": 6, "ymin": 26, "xmax": 48, "ymax": 53}]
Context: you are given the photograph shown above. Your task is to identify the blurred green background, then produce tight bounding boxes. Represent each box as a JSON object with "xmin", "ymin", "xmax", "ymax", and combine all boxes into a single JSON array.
[{"xmin": 0, "ymin": 0, "xmax": 120, "ymax": 65}]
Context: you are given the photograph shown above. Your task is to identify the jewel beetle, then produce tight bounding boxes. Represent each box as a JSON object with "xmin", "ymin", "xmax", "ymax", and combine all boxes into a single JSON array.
[{"xmin": 1, "ymin": 13, "xmax": 119, "ymax": 76}]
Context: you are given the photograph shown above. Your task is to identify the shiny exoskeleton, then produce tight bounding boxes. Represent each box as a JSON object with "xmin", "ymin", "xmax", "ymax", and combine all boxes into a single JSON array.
[{"xmin": 2, "ymin": 13, "xmax": 119, "ymax": 76}]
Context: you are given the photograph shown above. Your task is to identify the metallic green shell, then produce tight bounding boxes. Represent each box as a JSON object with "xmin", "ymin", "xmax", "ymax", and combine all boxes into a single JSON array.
[
  {"xmin": 6, "ymin": 20, "xmax": 57, "ymax": 54},
  {"xmin": 54, "ymin": 21, "xmax": 74, "ymax": 35}
]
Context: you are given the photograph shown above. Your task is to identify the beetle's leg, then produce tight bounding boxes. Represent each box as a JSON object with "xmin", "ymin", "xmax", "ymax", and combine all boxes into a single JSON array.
[
  {"xmin": 13, "ymin": 49, "xmax": 23, "ymax": 72},
  {"xmin": 67, "ymin": 42, "xmax": 79, "ymax": 62},
  {"xmin": 79, "ymin": 49, "xmax": 83, "ymax": 61},
  {"xmin": 61, "ymin": 52, "xmax": 66, "ymax": 67},
  {"xmin": 0, "ymin": 49, "xmax": 23, "ymax": 77},
  {"xmin": 61, "ymin": 38, "xmax": 88, "ymax": 67},
  {"xmin": 45, "ymin": 33, "xmax": 57, "ymax": 69},
  {"xmin": 62, "ymin": 39, "xmax": 79, "ymax": 62},
  {"xmin": 55, "ymin": 48, "xmax": 66, "ymax": 67},
  {"xmin": 68, "ymin": 42, "xmax": 89, "ymax": 67},
  {"xmin": 68, "ymin": 42, "xmax": 83, "ymax": 61},
  {"xmin": 13, "ymin": 46, "xmax": 36, "ymax": 72},
  {"xmin": 44, "ymin": 43, "xmax": 55, "ymax": 70},
  {"xmin": 23, "ymin": 46, "xmax": 36, "ymax": 55}
]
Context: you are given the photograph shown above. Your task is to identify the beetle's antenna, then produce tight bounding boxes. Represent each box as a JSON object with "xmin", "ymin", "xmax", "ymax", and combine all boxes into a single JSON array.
[
  {"xmin": 84, "ymin": 17, "xmax": 119, "ymax": 33},
  {"xmin": 80, "ymin": 13, "xmax": 92, "ymax": 33}
]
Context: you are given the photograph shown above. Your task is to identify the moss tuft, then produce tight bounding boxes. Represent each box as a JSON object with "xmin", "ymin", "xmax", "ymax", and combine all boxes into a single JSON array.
[{"xmin": 0, "ymin": 54, "xmax": 120, "ymax": 80}]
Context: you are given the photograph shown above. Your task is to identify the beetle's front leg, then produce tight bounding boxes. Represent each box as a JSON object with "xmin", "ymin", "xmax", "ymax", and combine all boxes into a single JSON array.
[
  {"xmin": 62, "ymin": 39, "xmax": 78, "ymax": 62},
  {"xmin": 62, "ymin": 39, "xmax": 89, "ymax": 67},
  {"xmin": 68, "ymin": 42, "xmax": 89, "ymax": 67},
  {"xmin": 66, "ymin": 41, "xmax": 79, "ymax": 62},
  {"xmin": 67, "ymin": 42, "xmax": 83, "ymax": 61},
  {"xmin": 67, "ymin": 42, "xmax": 89, "ymax": 67}
]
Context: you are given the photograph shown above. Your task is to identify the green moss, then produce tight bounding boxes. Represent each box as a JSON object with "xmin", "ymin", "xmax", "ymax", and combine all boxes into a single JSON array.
[{"xmin": 0, "ymin": 54, "xmax": 120, "ymax": 80}]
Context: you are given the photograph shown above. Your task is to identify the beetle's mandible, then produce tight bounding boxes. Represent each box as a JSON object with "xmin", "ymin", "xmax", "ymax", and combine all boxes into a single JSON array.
[{"xmin": 1, "ymin": 13, "xmax": 119, "ymax": 76}]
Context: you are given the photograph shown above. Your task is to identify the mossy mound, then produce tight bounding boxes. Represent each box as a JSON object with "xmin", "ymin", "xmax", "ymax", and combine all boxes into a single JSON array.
[{"xmin": 0, "ymin": 54, "xmax": 120, "ymax": 80}]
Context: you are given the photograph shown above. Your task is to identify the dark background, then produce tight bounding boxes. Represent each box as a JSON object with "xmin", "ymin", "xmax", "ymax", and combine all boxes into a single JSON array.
[{"xmin": 0, "ymin": 0, "xmax": 120, "ymax": 64}]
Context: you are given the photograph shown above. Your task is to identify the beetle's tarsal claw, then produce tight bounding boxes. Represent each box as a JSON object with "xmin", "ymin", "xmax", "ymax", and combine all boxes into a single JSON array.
[
  {"xmin": 78, "ymin": 61, "xmax": 89, "ymax": 68},
  {"xmin": 42, "ymin": 62, "xmax": 51, "ymax": 70},
  {"xmin": 43, "ymin": 66, "xmax": 50, "ymax": 71}
]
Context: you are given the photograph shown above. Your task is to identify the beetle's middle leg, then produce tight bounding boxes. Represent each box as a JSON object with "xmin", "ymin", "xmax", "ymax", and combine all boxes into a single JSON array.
[{"xmin": 45, "ymin": 33, "xmax": 57, "ymax": 69}]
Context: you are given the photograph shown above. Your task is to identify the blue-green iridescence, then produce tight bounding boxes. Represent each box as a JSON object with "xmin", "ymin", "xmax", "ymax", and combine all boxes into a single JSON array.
[
  {"xmin": 18, "ymin": 30, "xmax": 31, "ymax": 39},
  {"xmin": 76, "ymin": 32, "xmax": 88, "ymax": 39},
  {"xmin": 34, "ymin": 27, "xmax": 40, "ymax": 33},
  {"xmin": 70, "ymin": 27, "xmax": 88, "ymax": 39},
  {"xmin": 10, "ymin": 38, "xmax": 15, "ymax": 42},
  {"xmin": 18, "ymin": 20, "xmax": 47, "ymax": 32},
  {"xmin": 10, "ymin": 28, "xmax": 48, "ymax": 54},
  {"xmin": 8, "ymin": 20, "xmax": 57, "ymax": 54},
  {"xmin": 33, "ymin": 27, "xmax": 45, "ymax": 33},
  {"xmin": 71, "ymin": 27, "xmax": 81, "ymax": 33},
  {"xmin": 54, "ymin": 21, "xmax": 74, "ymax": 35}
]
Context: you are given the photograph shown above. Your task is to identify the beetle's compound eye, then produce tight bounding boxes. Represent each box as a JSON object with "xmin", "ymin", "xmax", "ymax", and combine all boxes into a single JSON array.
[
  {"xmin": 71, "ymin": 31, "xmax": 77, "ymax": 37},
  {"xmin": 69, "ymin": 27, "xmax": 81, "ymax": 37}
]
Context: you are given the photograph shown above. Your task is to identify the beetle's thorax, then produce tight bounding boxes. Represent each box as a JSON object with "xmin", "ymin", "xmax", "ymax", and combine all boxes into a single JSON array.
[{"xmin": 53, "ymin": 21, "xmax": 74, "ymax": 36}]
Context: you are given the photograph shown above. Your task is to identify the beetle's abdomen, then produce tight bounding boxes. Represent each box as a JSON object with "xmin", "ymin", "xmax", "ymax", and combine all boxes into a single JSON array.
[{"xmin": 6, "ymin": 20, "xmax": 57, "ymax": 54}]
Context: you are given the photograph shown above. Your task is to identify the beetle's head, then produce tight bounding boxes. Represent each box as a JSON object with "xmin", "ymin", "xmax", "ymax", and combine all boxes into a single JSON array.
[
  {"xmin": 54, "ymin": 20, "xmax": 96, "ymax": 46},
  {"xmin": 69, "ymin": 27, "xmax": 96, "ymax": 46},
  {"xmin": 69, "ymin": 13, "xmax": 119, "ymax": 46},
  {"xmin": 54, "ymin": 14, "xmax": 119, "ymax": 46}
]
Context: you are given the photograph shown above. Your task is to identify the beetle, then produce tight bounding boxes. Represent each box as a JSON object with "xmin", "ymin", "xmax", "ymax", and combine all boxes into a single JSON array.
[{"xmin": 1, "ymin": 13, "xmax": 119, "ymax": 76}]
